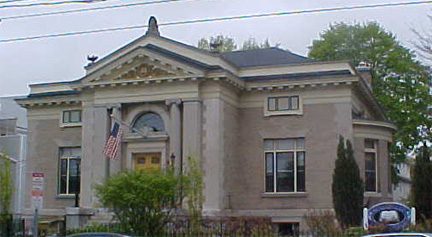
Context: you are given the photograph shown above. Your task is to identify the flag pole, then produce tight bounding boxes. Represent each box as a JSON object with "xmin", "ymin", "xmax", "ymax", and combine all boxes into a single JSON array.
[{"xmin": 109, "ymin": 114, "xmax": 149, "ymax": 138}]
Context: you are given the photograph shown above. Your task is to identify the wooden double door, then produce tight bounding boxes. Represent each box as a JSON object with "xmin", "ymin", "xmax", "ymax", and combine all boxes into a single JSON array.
[{"xmin": 132, "ymin": 152, "xmax": 161, "ymax": 171}]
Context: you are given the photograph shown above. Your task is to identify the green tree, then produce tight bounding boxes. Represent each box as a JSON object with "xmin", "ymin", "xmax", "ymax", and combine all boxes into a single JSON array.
[
  {"xmin": 241, "ymin": 38, "xmax": 280, "ymax": 50},
  {"xmin": 0, "ymin": 151, "xmax": 13, "ymax": 237},
  {"xmin": 308, "ymin": 22, "xmax": 431, "ymax": 162},
  {"xmin": 198, "ymin": 35, "xmax": 279, "ymax": 52},
  {"xmin": 411, "ymin": 145, "xmax": 432, "ymax": 221},
  {"xmin": 94, "ymin": 169, "xmax": 181, "ymax": 236},
  {"xmin": 197, "ymin": 35, "xmax": 237, "ymax": 52},
  {"xmin": 332, "ymin": 136, "xmax": 364, "ymax": 228}
]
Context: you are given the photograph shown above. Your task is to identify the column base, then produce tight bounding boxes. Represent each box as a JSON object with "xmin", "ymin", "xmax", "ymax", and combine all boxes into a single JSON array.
[{"xmin": 65, "ymin": 207, "xmax": 94, "ymax": 230}]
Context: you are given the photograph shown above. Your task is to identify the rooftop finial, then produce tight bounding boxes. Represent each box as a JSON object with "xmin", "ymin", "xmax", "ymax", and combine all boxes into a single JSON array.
[{"xmin": 146, "ymin": 16, "xmax": 160, "ymax": 36}]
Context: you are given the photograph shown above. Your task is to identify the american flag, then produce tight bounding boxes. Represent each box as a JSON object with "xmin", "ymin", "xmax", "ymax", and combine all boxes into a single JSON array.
[{"xmin": 103, "ymin": 122, "xmax": 123, "ymax": 160}]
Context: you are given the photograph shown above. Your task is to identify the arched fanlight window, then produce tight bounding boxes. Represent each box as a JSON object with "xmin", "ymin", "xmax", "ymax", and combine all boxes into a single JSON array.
[{"xmin": 132, "ymin": 112, "xmax": 165, "ymax": 132}]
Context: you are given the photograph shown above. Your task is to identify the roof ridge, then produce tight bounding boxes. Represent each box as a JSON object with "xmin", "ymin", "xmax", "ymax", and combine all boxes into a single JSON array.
[{"xmin": 222, "ymin": 47, "xmax": 282, "ymax": 54}]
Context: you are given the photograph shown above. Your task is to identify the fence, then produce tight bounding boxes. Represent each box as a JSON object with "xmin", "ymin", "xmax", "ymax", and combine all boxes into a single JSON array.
[
  {"xmin": 0, "ymin": 217, "xmax": 25, "ymax": 237},
  {"xmin": 66, "ymin": 216, "xmax": 366, "ymax": 237}
]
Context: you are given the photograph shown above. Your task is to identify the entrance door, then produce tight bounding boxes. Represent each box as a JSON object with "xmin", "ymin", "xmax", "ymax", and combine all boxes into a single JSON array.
[{"xmin": 132, "ymin": 153, "xmax": 161, "ymax": 171}]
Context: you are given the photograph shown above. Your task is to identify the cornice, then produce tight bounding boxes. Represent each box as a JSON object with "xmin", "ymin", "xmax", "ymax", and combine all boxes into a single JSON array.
[
  {"xmin": 243, "ymin": 76, "xmax": 357, "ymax": 91},
  {"xmin": 76, "ymin": 75, "xmax": 206, "ymax": 91},
  {"xmin": 353, "ymin": 118, "xmax": 397, "ymax": 131},
  {"xmin": 17, "ymin": 99, "xmax": 82, "ymax": 108}
]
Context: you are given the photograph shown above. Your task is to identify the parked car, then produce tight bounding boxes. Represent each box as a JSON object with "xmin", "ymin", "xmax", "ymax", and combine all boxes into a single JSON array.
[
  {"xmin": 363, "ymin": 233, "xmax": 432, "ymax": 237},
  {"xmin": 67, "ymin": 233, "xmax": 131, "ymax": 237}
]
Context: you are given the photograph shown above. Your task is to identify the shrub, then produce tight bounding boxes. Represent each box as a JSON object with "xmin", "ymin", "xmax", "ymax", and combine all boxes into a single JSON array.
[
  {"xmin": 94, "ymin": 169, "xmax": 181, "ymax": 236},
  {"xmin": 0, "ymin": 151, "xmax": 13, "ymax": 237},
  {"xmin": 412, "ymin": 146, "xmax": 432, "ymax": 221},
  {"xmin": 367, "ymin": 223, "xmax": 387, "ymax": 234},
  {"xmin": 304, "ymin": 210, "xmax": 342, "ymax": 236},
  {"xmin": 66, "ymin": 223, "xmax": 123, "ymax": 235},
  {"xmin": 344, "ymin": 226, "xmax": 366, "ymax": 237},
  {"xmin": 404, "ymin": 218, "xmax": 432, "ymax": 233},
  {"xmin": 224, "ymin": 216, "xmax": 273, "ymax": 236},
  {"xmin": 332, "ymin": 136, "xmax": 364, "ymax": 229}
]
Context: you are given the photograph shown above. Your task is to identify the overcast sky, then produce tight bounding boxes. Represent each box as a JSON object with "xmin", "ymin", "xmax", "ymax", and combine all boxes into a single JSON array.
[{"xmin": 0, "ymin": 0, "xmax": 430, "ymax": 96}]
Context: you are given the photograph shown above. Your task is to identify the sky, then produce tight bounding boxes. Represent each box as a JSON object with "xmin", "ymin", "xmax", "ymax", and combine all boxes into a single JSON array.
[{"xmin": 0, "ymin": 0, "xmax": 431, "ymax": 96}]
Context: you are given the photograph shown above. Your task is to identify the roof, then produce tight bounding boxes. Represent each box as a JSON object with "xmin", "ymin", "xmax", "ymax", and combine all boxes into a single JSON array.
[
  {"xmin": 221, "ymin": 47, "xmax": 315, "ymax": 68},
  {"xmin": 241, "ymin": 70, "xmax": 351, "ymax": 81},
  {"xmin": 0, "ymin": 96, "xmax": 27, "ymax": 129},
  {"xmin": 144, "ymin": 44, "xmax": 221, "ymax": 70}
]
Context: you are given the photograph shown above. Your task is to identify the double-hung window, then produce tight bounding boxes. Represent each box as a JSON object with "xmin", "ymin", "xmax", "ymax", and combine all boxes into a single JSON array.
[
  {"xmin": 62, "ymin": 110, "xmax": 82, "ymax": 125},
  {"xmin": 365, "ymin": 139, "xmax": 378, "ymax": 192},
  {"xmin": 265, "ymin": 138, "xmax": 305, "ymax": 193},
  {"xmin": 59, "ymin": 147, "xmax": 81, "ymax": 195}
]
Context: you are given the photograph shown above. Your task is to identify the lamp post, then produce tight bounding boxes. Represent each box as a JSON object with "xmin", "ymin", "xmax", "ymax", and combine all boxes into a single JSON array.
[{"xmin": 170, "ymin": 153, "xmax": 175, "ymax": 169}]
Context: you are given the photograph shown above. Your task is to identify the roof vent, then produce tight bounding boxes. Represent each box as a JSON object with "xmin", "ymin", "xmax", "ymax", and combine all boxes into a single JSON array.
[{"xmin": 146, "ymin": 16, "xmax": 160, "ymax": 36}]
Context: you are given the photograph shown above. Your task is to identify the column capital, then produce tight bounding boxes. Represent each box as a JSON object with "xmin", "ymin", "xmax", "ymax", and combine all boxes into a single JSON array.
[
  {"xmin": 92, "ymin": 103, "xmax": 121, "ymax": 110},
  {"xmin": 182, "ymin": 98, "xmax": 203, "ymax": 104},
  {"xmin": 165, "ymin": 98, "xmax": 182, "ymax": 107}
]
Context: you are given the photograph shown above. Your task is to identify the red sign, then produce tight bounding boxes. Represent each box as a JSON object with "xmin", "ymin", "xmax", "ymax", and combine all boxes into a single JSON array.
[{"xmin": 31, "ymin": 172, "xmax": 45, "ymax": 209}]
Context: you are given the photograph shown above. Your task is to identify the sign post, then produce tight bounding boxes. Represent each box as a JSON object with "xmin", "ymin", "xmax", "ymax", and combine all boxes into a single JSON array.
[{"xmin": 31, "ymin": 172, "xmax": 44, "ymax": 237}]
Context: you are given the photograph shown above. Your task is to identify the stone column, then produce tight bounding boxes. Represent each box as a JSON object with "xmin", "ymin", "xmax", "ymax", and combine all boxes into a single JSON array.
[
  {"xmin": 166, "ymin": 99, "xmax": 182, "ymax": 174},
  {"xmin": 379, "ymin": 139, "xmax": 391, "ymax": 200},
  {"xmin": 81, "ymin": 103, "xmax": 110, "ymax": 208},
  {"xmin": 109, "ymin": 105, "xmax": 122, "ymax": 176},
  {"xmin": 182, "ymin": 98, "xmax": 202, "ymax": 172}
]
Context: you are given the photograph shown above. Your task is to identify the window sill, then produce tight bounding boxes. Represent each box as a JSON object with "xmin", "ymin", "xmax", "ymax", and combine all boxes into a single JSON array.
[
  {"xmin": 261, "ymin": 192, "xmax": 308, "ymax": 198},
  {"xmin": 264, "ymin": 110, "xmax": 303, "ymax": 117},
  {"xmin": 56, "ymin": 194, "xmax": 77, "ymax": 199},
  {"xmin": 364, "ymin": 192, "xmax": 382, "ymax": 198},
  {"xmin": 60, "ymin": 123, "xmax": 82, "ymax": 128}
]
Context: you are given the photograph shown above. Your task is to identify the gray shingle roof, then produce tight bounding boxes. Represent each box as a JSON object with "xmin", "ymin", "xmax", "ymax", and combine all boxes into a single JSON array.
[{"xmin": 220, "ymin": 47, "xmax": 315, "ymax": 68}]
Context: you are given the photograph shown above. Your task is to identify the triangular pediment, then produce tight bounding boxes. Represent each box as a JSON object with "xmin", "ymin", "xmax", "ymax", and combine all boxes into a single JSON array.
[
  {"xmin": 82, "ymin": 46, "xmax": 206, "ymax": 85},
  {"xmin": 90, "ymin": 55, "xmax": 188, "ymax": 83},
  {"xmin": 117, "ymin": 64, "xmax": 173, "ymax": 79}
]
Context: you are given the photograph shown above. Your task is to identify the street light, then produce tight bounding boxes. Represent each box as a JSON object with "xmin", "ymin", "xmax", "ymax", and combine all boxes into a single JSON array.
[{"xmin": 170, "ymin": 153, "xmax": 175, "ymax": 169}]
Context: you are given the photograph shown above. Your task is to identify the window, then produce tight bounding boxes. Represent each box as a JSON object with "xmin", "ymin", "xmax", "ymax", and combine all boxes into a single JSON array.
[
  {"xmin": 265, "ymin": 138, "xmax": 305, "ymax": 193},
  {"xmin": 0, "ymin": 119, "xmax": 17, "ymax": 136},
  {"xmin": 277, "ymin": 222, "xmax": 300, "ymax": 236},
  {"xmin": 265, "ymin": 95, "xmax": 302, "ymax": 116},
  {"xmin": 62, "ymin": 110, "xmax": 82, "ymax": 124},
  {"xmin": 132, "ymin": 112, "xmax": 165, "ymax": 132},
  {"xmin": 59, "ymin": 147, "xmax": 81, "ymax": 195},
  {"xmin": 365, "ymin": 139, "xmax": 378, "ymax": 192},
  {"xmin": 268, "ymin": 96, "xmax": 299, "ymax": 111}
]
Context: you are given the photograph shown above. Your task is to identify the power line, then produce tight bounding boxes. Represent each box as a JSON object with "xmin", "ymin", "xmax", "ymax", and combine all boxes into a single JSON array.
[
  {"xmin": 0, "ymin": 0, "xmax": 31, "ymax": 4},
  {"xmin": 0, "ymin": 0, "xmax": 107, "ymax": 8},
  {"xmin": 1, "ymin": 0, "xmax": 432, "ymax": 43},
  {"xmin": 1, "ymin": 0, "xmax": 198, "ymax": 21}
]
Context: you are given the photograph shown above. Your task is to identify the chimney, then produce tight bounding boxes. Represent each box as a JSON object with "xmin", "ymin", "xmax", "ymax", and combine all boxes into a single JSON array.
[
  {"xmin": 356, "ymin": 61, "xmax": 372, "ymax": 90},
  {"xmin": 146, "ymin": 16, "xmax": 160, "ymax": 36}
]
